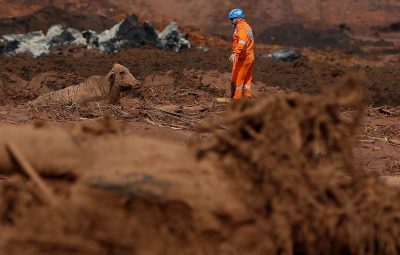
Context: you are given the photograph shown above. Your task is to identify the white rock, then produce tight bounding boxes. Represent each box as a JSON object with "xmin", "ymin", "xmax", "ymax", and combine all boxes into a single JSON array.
[
  {"xmin": 5, "ymin": 31, "xmax": 49, "ymax": 57},
  {"xmin": 98, "ymin": 21, "xmax": 122, "ymax": 44},
  {"xmin": 159, "ymin": 22, "xmax": 191, "ymax": 52}
]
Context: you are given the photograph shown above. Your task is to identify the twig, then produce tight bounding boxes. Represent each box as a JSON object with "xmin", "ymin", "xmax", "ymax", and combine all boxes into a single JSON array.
[
  {"xmin": 368, "ymin": 106, "xmax": 385, "ymax": 111},
  {"xmin": 0, "ymin": 120, "xmax": 19, "ymax": 125},
  {"xmin": 358, "ymin": 139, "xmax": 375, "ymax": 144},
  {"xmin": 177, "ymin": 91, "xmax": 200, "ymax": 96},
  {"xmin": 152, "ymin": 106, "xmax": 188, "ymax": 118},
  {"xmin": 361, "ymin": 135, "xmax": 400, "ymax": 146},
  {"xmin": 144, "ymin": 118, "xmax": 183, "ymax": 130},
  {"xmin": 156, "ymin": 110, "xmax": 194, "ymax": 125},
  {"xmin": 6, "ymin": 142, "xmax": 57, "ymax": 206},
  {"xmin": 215, "ymin": 98, "xmax": 231, "ymax": 104},
  {"xmin": 378, "ymin": 108, "xmax": 395, "ymax": 115},
  {"xmin": 144, "ymin": 118, "xmax": 158, "ymax": 126}
]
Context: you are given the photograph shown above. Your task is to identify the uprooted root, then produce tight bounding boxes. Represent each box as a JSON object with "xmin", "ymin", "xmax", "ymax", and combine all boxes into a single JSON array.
[{"xmin": 197, "ymin": 74, "xmax": 400, "ymax": 255}]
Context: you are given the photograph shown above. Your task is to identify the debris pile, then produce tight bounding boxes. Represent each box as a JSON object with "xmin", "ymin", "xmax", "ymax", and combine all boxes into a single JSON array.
[
  {"xmin": 158, "ymin": 22, "xmax": 191, "ymax": 52},
  {"xmin": 0, "ymin": 15, "xmax": 191, "ymax": 57}
]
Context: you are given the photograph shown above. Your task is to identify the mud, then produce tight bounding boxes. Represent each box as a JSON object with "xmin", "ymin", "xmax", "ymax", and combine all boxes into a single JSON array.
[
  {"xmin": 0, "ymin": 3, "xmax": 400, "ymax": 254},
  {"xmin": 259, "ymin": 24, "xmax": 364, "ymax": 54},
  {"xmin": 1, "ymin": 48, "xmax": 400, "ymax": 106},
  {"xmin": 197, "ymin": 75, "xmax": 400, "ymax": 254},
  {"xmin": 379, "ymin": 21, "xmax": 400, "ymax": 33},
  {"xmin": 1, "ymin": 77, "xmax": 400, "ymax": 255},
  {"xmin": 0, "ymin": 6, "xmax": 114, "ymax": 36},
  {"xmin": 2, "ymin": 1, "xmax": 400, "ymax": 38},
  {"xmin": 0, "ymin": 71, "xmax": 83, "ymax": 103}
]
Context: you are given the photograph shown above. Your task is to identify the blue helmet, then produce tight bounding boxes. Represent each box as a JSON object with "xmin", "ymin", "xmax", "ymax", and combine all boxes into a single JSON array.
[{"xmin": 228, "ymin": 8, "xmax": 244, "ymax": 19}]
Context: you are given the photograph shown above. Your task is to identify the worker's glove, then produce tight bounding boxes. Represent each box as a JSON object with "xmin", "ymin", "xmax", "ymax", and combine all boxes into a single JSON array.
[{"xmin": 229, "ymin": 54, "xmax": 237, "ymax": 63}]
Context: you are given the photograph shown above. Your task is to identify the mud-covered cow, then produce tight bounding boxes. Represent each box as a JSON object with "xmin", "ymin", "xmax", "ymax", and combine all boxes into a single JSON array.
[{"xmin": 29, "ymin": 64, "xmax": 140, "ymax": 106}]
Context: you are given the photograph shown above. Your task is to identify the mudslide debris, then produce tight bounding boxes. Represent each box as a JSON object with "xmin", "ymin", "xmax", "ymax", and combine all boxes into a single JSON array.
[
  {"xmin": 0, "ymin": 15, "xmax": 190, "ymax": 57},
  {"xmin": 0, "ymin": 74, "xmax": 400, "ymax": 254},
  {"xmin": 197, "ymin": 74, "xmax": 400, "ymax": 254}
]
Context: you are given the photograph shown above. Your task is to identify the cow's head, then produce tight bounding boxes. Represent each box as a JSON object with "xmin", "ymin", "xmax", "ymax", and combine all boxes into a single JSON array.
[{"xmin": 106, "ymin": 64, "xmax": 141, "ymax": 104}]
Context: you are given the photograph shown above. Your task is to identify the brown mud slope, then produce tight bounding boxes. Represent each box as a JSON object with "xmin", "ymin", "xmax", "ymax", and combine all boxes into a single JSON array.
[
  {"xmin": 258, "ymin": 24, "xmax": 363, "ymax": 53},
  {"xmin": 1, "ymin": 49, "xmax": 400, "ymax": 106},
  {"xmin": 0, "ymin": 49, "xmax": 230, "ymax": 81},
  {"xmin": 1, "ymin": 76, "xmax": 400, "ymax": 255},
  {"xmin": 0, "ymin": 6, "xmax": 115, "ymax": 36},
  {"xmin": 2, "ymin": 0, "xmax": 400, "ymax": 37},
  {"xmin": 0, "ymin": 0, "xmax": 121, "ymax": 20}
]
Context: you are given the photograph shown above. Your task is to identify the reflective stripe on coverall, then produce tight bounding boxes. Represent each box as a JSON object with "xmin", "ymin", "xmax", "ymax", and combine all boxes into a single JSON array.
[{"xmin": 231, "ymin": 19, "xmax": 255, "ymax": 100}]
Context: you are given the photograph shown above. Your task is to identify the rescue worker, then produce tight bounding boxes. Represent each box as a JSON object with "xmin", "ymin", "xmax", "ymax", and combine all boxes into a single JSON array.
[{"xmin": 228, "ymin": 8, "xmax": 255, "ymax": 100}]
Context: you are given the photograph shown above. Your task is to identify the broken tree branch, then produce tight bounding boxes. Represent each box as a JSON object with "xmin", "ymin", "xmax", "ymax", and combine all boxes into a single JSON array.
[
  {"xmin": 360, "ymin": 136, "xmax": 400, "ymax": 146},
  {"xmin": 6, "ymin": 142, "xmax": 57, "ymax": 206}
]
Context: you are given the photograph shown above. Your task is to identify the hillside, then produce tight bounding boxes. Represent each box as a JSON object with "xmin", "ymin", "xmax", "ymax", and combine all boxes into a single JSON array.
[{"xmin": 0, "ymin": 0, "xmax": 399, "ymax": 37}]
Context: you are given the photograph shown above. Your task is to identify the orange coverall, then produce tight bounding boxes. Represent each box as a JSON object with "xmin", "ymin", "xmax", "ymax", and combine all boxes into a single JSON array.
[{"xmin": 231, "ymin": 19, "xmax": 255, "ymax": 100}]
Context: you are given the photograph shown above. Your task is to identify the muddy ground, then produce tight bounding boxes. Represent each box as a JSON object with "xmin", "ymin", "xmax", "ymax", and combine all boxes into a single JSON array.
[
  {"xmin": 1, "ymin": 2, "xmax": 400, "ymax": 254},
  {"xmin": 0, "ymin": 46, "xmax": 399, "ymax": 175},
  {"xmin": 1, "ymin": 18, "xmax": 400, "ymax": 255},
  {"xmin": 0, "ymin": 61, "xmax": 400, "ymax": 254},
  {"xmin": 1, "ymin": 46, "xmax": 400, "ymax": 104}
]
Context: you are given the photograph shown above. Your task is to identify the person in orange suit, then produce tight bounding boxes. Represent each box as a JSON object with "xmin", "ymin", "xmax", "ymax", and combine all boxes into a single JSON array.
[{"xmin": 228, "ymin": 8, "xmax": 255, "ymax": 100}]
